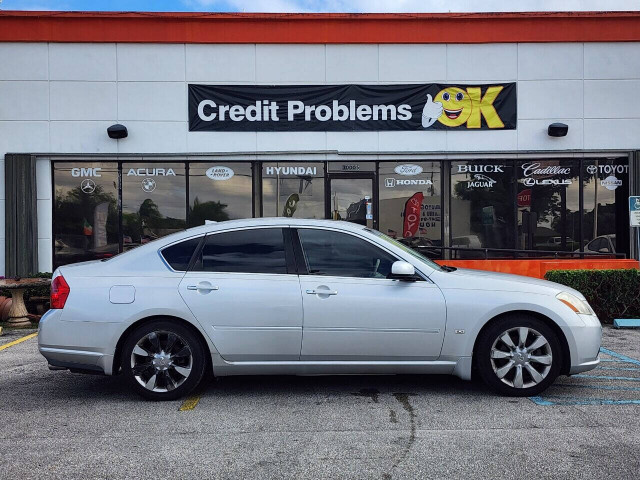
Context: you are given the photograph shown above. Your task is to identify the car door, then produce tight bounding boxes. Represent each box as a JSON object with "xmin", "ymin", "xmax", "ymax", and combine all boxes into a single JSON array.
[
  {"xmin": 178, "ymin": 227, "xmax": 303, "ymax": 362},
  {"xmin": 295, "ymin": 227, "xmax": 447, "ymax": 361}
]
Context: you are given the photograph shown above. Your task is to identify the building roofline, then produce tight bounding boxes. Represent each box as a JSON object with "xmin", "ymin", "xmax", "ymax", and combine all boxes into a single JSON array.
[{"xmin": 0, "ymin": 10, "xmax": 639, "ymax": 43}]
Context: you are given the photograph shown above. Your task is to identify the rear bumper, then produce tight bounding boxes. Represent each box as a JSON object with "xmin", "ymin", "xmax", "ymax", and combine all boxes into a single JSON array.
[{"xmin": 38, "ymin": 309, "xmax": 117, "ymax": 375}]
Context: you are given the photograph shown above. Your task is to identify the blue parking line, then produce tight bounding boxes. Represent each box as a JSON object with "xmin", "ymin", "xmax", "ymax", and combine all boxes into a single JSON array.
[
  {"xmin": 572, "ymin": 374, "xmax": 640, "ymax": 382},
  {"xmin": 553, "ymin": 383, "xmax": 640, "ymax": 392},
  {"xmin": 599, "ymin": 347, "xmax": 640, "ymax": 366},
  {"xmin": 530, "ymin": 396, "xmax": 640, "ymax": 406}
]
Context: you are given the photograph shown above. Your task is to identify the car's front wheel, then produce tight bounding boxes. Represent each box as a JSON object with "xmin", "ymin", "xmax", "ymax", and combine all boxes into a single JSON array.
[
  {"xmin": 475, "ymin": 315, "xmax": 562, "ymax": 397},
  {"xmin": 121, "ymin": 320, "xmax": 207, "ymax": 401}
]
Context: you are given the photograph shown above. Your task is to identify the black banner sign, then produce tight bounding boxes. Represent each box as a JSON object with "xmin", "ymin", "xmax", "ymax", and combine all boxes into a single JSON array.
[{"xmin": 188, "ymin": 83, "xmax": 516, "ymax": 132}]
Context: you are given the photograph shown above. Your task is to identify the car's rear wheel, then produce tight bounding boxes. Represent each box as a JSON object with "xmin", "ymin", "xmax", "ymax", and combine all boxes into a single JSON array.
[
  {"xmin": 475, "ymin": 315, "xmax": 562, "ymax": 397},
  {"xmin": 122, "ymin": 320, "xmax": 207, "ymax": 401}
]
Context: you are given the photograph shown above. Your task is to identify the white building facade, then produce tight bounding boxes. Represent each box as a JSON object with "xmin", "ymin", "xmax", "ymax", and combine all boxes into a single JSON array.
[{"xmin": 0, "ymin": 11, "xmax": 639, "ymax": 275}]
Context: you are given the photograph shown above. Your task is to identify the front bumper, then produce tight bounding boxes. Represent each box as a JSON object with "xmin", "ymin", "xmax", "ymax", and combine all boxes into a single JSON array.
[
  {"xmin": 565, "ymin": 318, "xmax": 602, "ymax": 375},
  {"xmin": 38, "ymin": 309, "xmax": 117, "ymax": 375}
]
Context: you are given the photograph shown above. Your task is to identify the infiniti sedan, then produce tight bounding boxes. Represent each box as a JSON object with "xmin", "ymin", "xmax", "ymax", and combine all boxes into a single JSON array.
[{"xmin": 39, "ymin": 218, "xmax": 601, "ymax": 400}]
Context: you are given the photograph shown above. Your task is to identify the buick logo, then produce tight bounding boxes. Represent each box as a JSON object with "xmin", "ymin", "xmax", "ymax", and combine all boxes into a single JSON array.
[
  {"xmin": 80, "ymin": 179, "xmax": 96, "ymax": 194},
  {"xmin": 141, "ymin": 178, "xmax": 157, "ymax": 193}
]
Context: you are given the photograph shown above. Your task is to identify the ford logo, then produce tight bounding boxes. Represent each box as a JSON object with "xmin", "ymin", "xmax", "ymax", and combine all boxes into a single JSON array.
[
  {"xmin": 206, "ymin": 166, "xmax": 234, "ymax": 181},
  {"xmin": 394, "ymin": 164, "xmax": 423, "ymax": 176}
]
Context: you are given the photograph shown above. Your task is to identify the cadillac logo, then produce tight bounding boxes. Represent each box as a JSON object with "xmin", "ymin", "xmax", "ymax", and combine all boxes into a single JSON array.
[
  {"xmin": 80, "ymin": 179, "xmax": 96, "ymax": 194},
  {"xmin": 141, "ymin": 178, "xmax": 157, "ymax": 193}
]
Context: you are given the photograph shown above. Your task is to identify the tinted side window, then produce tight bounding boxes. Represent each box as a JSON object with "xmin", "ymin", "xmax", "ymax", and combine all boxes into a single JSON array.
[
  {"xmin": 298, "ymin": 229, "xmax": 397, "ymax": 278},
  {"xmin": 198, "ymin": 229, "xmax": 287, "ymax": 274},
  {"xmin": 161, "ymin": 237, "xmax": 201, "ymax": 271}
]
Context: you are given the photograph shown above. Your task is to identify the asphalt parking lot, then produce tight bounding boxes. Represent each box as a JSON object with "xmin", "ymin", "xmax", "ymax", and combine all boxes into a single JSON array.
[{"xmin": 1, "ymin": 326, "xmax": 639, "ymax": 480}]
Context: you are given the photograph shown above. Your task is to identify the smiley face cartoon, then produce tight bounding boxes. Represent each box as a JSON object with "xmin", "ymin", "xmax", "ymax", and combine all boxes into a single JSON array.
[{"xmin": 434, "ymin": 87, "xmax": 472, "ymax": 127}]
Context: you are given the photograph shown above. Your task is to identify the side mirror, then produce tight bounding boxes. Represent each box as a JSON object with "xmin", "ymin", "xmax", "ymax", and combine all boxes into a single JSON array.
[{"xmin": 389, "ymin": 261, "xmax": 418, "ymax": 281}]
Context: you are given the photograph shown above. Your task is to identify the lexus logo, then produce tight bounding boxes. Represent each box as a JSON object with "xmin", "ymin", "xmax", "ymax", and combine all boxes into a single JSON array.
[
  {"xmin": 80, "ymin": 179, "xmax": 96, "ymax": 194},
  {"xmin": 141, "ymin": 178, "xmax": 157, "ymax": 193}
]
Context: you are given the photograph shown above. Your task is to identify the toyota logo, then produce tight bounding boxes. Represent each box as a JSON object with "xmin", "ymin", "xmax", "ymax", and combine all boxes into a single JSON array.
[
  {"xmin": 80, "ymin": 179, "xmax": 96, "ymax": 194},
  {"xmin": 586, "ymin": 165, "xmax": 597, "ymax": 175}
]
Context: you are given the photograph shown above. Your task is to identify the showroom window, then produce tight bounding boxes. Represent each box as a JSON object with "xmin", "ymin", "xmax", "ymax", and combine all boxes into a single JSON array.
[
  {"xmin": 582, "ymin": 157, "xmax": 629, "ymax": 256},
  {"xmin": 262, "ymin": 162, "xmax": 325, "ymax": 218},
  {"xmin": 378, "ymin": 162, "xmax": 442, "ymax": 258},
  {"xmin": 188, "ymin": 163, "xmax": 253, "ymax": 227},
  {"xmin": 122, "ymin": 163, "xmax": 187, "ymax": 251},
  {"xmin": 195, "ymin": 228, "xmax": 288, "ymax": 274},
  {"xmin": 450, "ymin": 160, "xmax": 515, "ymax": 258},
  {"xmin": 52, "ymin": 162, "xmax": 120, "ymax": 269},
  {"xmin": 516, "ymin": 159, "xmax": 580, "ymax": 253}
]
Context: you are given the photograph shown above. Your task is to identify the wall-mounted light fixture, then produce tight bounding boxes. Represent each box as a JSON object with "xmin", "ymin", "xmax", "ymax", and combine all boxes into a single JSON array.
[
  {"xmin": 107, "ymin": 124, "xmax": 128, "ymax": 139},
  {"xmin": 548, "ymin": 122, "xmax": 568, "ymax": 137}
]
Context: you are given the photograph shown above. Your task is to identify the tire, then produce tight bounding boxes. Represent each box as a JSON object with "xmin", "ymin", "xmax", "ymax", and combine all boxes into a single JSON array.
[
  {"xmin": 121, "ymin": 320, "xmax": 208, "ymax": 401},
  {"xmin": 475, "ymin": 315, "xmax": 562, "ymax": 397}
]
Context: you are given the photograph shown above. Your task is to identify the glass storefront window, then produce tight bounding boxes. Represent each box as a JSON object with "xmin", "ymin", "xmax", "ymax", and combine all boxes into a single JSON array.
[
  {"xmin": 188, "ymin": 163, "xmax": 252, "ymax": 226},
  {"xmin": 379, "ymin": 162, "xmax": 442, "ymax": 258},
  {"xmin": 516, "ymin": 159, "xmax": 580, "ymax": 254},
  {"xmin": 53, "ymin": 162, "xmax": 119, "ymax": 268},
  {"xmin": 122, "ymin": 163, "xmax": 186, "ymax": 251},
  {"xmin": 583, "ymin": 157, "xmax": 629, "ymax": 256},
  {"xmin": 262, "ymin": 162, "xmax": 325, "ymax": 218},
  {"xmin": 450, "ymin": 160, "xmax": 515, "ymax": 258}
]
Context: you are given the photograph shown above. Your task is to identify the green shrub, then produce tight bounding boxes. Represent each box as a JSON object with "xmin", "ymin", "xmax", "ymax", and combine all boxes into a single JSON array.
[{"xmin": 544, "ymin": 269, "xmax": 640, "ymax": 324}]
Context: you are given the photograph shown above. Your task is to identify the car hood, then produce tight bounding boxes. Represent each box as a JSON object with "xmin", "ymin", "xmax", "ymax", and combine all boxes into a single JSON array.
[{"xmin": 430, "ymin": 267, "xmax": 586, "ymax": 298}]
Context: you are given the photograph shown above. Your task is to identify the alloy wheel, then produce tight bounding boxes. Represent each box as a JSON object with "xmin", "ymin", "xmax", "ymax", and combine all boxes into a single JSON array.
[
  {"xmin": 489, "ymin": 327, "xmax": 553, "ymax": 389},
  {"xmin": 130, "ymin": 330, "xmax": 193, "ymax": 393}
]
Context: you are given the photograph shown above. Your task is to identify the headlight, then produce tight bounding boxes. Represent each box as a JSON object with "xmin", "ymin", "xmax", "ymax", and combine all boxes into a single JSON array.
[{"xmin": 556, "ymin": 292, "xmax": 594, "ymax": 315}]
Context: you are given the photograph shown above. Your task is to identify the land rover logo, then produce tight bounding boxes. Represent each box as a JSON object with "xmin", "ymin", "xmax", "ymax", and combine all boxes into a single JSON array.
[
  {"xmin": 394, "ymin": 164, "xmax": 423, "ymax": 176},
  {"xmin": 80, "ymin": 179, "xmax": 96, "ymax": 194},
  {"xmin": 206, "ymin": 166, "xmax": 234, "ymax": 181},
  {"xmin": 601, "ymin": 175, "xmax": 622, "ymax": 191},
  {"xmin": 141, "ymin": 178, "xmax": 157, "ymax": 193}
]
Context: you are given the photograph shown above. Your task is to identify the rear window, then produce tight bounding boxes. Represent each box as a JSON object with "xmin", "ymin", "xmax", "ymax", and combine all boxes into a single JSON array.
[{"xmin": 160, "ymin": 237, "xmax": 201, "ymax": 271}]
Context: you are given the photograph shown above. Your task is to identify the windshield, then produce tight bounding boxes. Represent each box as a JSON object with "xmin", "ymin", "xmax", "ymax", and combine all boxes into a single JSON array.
[{"xmin": 366, "ymin": 229, "xmax": 443, "ymax": 271}]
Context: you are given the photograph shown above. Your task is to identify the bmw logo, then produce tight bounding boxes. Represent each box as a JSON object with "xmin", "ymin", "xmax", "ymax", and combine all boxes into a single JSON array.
[{"xmin": 141, "ymin": 178, "xmax": 157, "ymax": 193}]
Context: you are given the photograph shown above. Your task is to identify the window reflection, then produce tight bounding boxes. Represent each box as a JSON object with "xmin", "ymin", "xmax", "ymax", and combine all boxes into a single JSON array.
[
  {"xmin": 583, "ymin": 158, "xmax": 629, "ymax": 256},
  {"xmin": 379, "ymin": 162, "xmax": 442, "ymax": 258},
  {"xmin": 262, "ymin": 163, "xmax": 325, "ymax": 218},
  {"xmin": 122, "ymin": 163, "xmax": 186, "ymax": 251},
  {"xmin": 450, "ymin": 161, "xmax": 515, "ymax": 258},
  {"xmin": 516, "ymin": 159, "xmax": 580, "ymax": 255},
  {"xmin": 188, "ymin": 163, "xmax": 252, "ymax": 226},
  {"xmin": 53, "ymin": 162, "xmax": 119, "ymax": 268}
]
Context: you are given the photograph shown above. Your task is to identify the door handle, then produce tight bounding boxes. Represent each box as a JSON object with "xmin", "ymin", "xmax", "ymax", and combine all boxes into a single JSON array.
[
  {"xmin": 187, "ymin": 285, "xmax": 219, "ymax": 291},
  {"xmin": 306, "ymin": 289, "xmax": 338, "ymax": 296}
]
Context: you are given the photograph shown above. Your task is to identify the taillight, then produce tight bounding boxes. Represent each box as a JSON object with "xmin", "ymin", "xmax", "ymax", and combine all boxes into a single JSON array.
[{"xmin": 51, "ymin": 275, "xmax": 70, "ymax": 309}]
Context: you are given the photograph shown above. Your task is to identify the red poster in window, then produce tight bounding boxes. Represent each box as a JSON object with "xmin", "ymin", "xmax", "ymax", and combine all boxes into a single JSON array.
[
  {"xmin": 403, "ymin": 192, "xmax": 424, "ymax": 238},
  {"xmin": 517, "ymin": 189, "xmax": 531, "ymax": 207}
]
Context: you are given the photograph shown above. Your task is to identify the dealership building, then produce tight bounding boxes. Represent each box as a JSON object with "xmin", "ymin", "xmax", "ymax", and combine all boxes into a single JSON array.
[{"xmin": 1, "ymin": 10, "xmax": 640, "ymax": 276}]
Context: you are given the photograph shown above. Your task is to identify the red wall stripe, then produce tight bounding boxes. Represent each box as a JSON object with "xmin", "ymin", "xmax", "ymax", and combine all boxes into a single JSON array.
[{"xmin": 0, "ymin": 11, "xmax": 639, "ymax": 44}]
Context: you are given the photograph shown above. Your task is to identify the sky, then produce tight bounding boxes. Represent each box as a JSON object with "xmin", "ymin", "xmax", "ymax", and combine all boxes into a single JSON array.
[{"xmin": 1, "ymin": 0, "xmax": 639, "ymax": 13}]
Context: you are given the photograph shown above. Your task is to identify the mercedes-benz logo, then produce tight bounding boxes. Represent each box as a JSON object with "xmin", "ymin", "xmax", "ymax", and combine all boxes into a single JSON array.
[
  {"xmin": 141, "ymin": 178, "xmax": 157, "ymax": 193},
  {"xmin": 586, "ymin": 165, "xmax": 597, "ymax": 175},
  {"xmin": 80, "ymin": 179, "xmax": 96, "ymax": 194}
]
